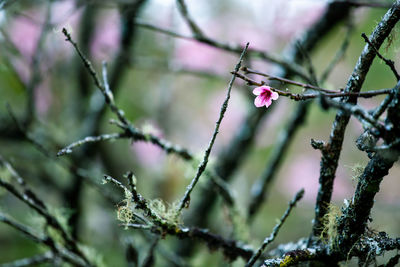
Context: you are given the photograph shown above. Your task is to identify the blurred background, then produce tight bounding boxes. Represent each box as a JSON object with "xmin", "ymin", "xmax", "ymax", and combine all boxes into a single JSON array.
[{"xmin": 0, "ymin": 0, "xmax": 399, "ymax": 266}]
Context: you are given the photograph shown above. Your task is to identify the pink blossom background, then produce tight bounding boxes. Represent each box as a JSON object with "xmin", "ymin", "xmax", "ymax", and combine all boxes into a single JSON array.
[{"xmin": 2, "ymin": 1, "xmax": 399, "ymax": 248}]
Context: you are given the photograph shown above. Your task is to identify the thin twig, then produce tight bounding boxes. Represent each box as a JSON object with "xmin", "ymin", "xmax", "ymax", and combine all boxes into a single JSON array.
[
  {"xmin": 361, "ymin": 32, "xmax": 400, "ymax": 81},
  {"xmin": 233, "ymin": 71, "xmax": 393, "ymax": 100},
  {"xmin": 246, "ymin": 189, "xmax": 304, "ymax": 267},
  {"xmin": 242, "ymin": 67, "xmax": 337, "ymax": 93},
  {"xmin": 57, "ymin": 133, "xmax": 128, "ymax": 156},
  {"xmin": 177, "ymin": 43, "xmax": 249, "ymax": 213}
]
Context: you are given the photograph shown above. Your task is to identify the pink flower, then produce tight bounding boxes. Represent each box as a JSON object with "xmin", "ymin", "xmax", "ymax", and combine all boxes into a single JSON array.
[{"xmin": 253, "ymin": 86, "xmax": 279, "ymax": 108}]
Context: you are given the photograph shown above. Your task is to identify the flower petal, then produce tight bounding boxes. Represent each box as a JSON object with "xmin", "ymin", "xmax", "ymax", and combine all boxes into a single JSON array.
[
  {"xmin": 271, "ymin": 91, "xmax": 279, "ymax": 100},
  {"xmin": 254, "ymin": 95, "xmax": 266, "ymax": 107},
  {"xmin": 253, "ymin": 86, "xmax": 266, "ymax": 96},
  {"xmin": 264, "ymin": 98, "xmax": 272, "ymax": 108}
]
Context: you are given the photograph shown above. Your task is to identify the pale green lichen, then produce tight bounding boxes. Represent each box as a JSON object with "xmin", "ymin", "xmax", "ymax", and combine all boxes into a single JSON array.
[
  {"xmin": 149, "ymin": 198, "xmax": 181, "ymax": 225},
  {"xmin": 117, "ymin": 204, "xmax": 135, "ymax": 225},
  {"xmin": 347, "ymin": 163, "xmax": 364, "ymax": 187},
  {"xmin": 320, "ymin": 204, "xmax": 342, "ymax": 249}
]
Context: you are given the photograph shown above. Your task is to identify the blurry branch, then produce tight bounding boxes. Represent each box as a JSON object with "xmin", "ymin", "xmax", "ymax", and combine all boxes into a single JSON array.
[
  {"xmin": 207, "ymin": 171, "xmax": 245, "ymax": 239},
  {"xmin": 0, "ymin": 159, "xmax": 93, "ymax": 266},
  {"xmin": 57, "ymin": 133, "xmax": 128, "ymax": 156},
  {"xmin": 361, "ymin": 32, "xmax": 400, "ymax": 81},
  {"xmin": 246, "ymin": 189, "xmax": 304, "ymax": 267},
  {"xmin": 0, "ymin": 213, "xmax": 88, "ymax": 267},
  {"xmin": 232, "ymin": 71, "xmax": 393, "ymax": 100},
  {"xmin": 131, "ymin": 56, "xmax": 228, "ymax": 80},
  {"xmin": 152, "ymin": 242, "xmax": 189, "ymax": 267},
  {"xmin": 125, "ymin": 242, "xmax": 139, "ymax": 267},
  {"xmin": 76, "ymin": 5, "xmax": 97, "ymax": 98},
  {"xmin": 141, "ymin": 237, "xmax": 159, "ymax": 267},
  {"xmin": 0, "ymin": 252, "xmax": 53, "ymax": 267},
  {"xmin": 104, "ymin": 173, "xmax": 254, "ymax": 261},
  {"xmin": 6, "ymin": 104, "xmax": 119, "ymax": 203},
  {"xmin": 312, "ymin": 0, "xmax": 400, "ymax": 237},
  {"xmin": 0, "ymin": 212, "xmax": 45, "ymax": 244},
  {"xmin": 134, "ymin": 21, "xmax": 309, "ymax": 81},
  {"xmin": 177, "ymin": 43, "xmax": 249, "ymax": 213},
  {"xmin": 320, "ymin": 18, "xmax": 353, "ymax": 82},
  {"xmin": 24, "ymin": 2, "xmax": 51, "ymax": 124},
  {"xmin": 295, "ymin": 41, "xmax": 319, "ymax": 86},
  {"xmin": 6, "ymin": 104, "xmax": 53, "ymax": 158},
  {"xmin": 175, "ymin": 0, "xmax": 204, "ymax": 37},
  {"xmin": 107, "ymin": 0, "xmax": 148, "ymax": 97},
  {"xmin": 335, "ymin": 1, "xmax": 392, "ymax": 8},
  {"xmin": 0, "ymin": 3, "xmax": 51, "ymax": 135},
  {"xmin": 248, "ymin": 101, "xmax": 310, "ymax": 219}
]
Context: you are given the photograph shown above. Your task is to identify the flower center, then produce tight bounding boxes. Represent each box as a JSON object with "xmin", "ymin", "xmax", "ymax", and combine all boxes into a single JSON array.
[{"xmin": 261, "ymin": 90, "xmax": 272, "ymax": 98}]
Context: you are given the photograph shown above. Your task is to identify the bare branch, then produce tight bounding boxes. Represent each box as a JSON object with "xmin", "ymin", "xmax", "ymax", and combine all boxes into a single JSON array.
[{"xmin": 312, "ymin": 1, "xmax": 400, "ymax": 236}]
